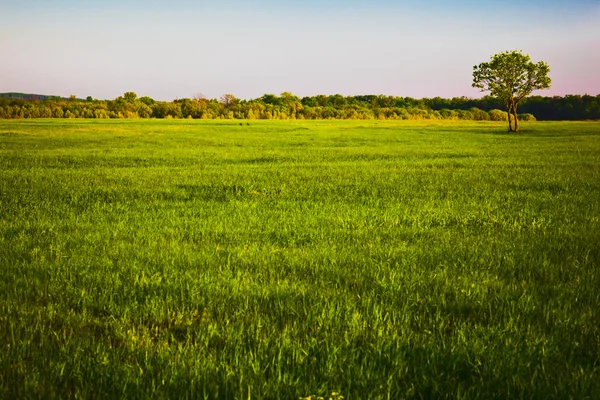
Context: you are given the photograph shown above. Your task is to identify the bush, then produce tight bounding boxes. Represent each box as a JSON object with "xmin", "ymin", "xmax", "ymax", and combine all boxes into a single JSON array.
[
  {"xmin": 519, "ymin": 113, "xmax": 537, "ymax": 122},
  {"xmin": 488, "ymin": 109, "xmax": 508, "ymax": 121},
  {"xmin": 439, "ymin": 109, "xmax": 458, "ymax": 120},
  {"xmin": 470, "ymin": 107, "xmax": 490, "ymax": 121},
  {"xmin": 457, "ymin": 109, "xmax": 474, "ymax": 120}
]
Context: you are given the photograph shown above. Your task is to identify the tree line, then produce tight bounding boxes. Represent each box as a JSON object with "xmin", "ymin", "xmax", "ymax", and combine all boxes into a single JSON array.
[{"xmin": 1, "ymin": 91, "xmax": 598, "ymax": 121}]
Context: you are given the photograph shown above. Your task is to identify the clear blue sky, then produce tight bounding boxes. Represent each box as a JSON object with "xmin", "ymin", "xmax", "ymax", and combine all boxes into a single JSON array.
[{"xmin": 1, "ymin": 0, "xmax": 598, "ymax": 100}]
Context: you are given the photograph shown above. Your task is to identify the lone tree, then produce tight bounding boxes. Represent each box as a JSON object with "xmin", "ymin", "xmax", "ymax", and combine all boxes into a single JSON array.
[{"xmin": 472, "ymin": 50, "xmax": 551, "ymax": 132}]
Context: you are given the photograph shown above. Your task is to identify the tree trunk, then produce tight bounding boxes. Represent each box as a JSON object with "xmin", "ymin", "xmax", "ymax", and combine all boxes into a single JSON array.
[
  {"xmin": 513, "ymin": 105, "xmax": 519, "ymax": 132},
  {"xmin": 506, "ymin": 104, "xmax": 513, "ymax": 131}
]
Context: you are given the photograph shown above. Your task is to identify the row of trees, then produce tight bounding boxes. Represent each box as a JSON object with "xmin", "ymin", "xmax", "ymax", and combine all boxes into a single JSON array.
[
  {"xmin": 1, "ymin": 91, "xmax": 598, "ymax": 121},
  {"xmin": 423, "ymin": 95, "xmax": 600, "ymax": 121}
]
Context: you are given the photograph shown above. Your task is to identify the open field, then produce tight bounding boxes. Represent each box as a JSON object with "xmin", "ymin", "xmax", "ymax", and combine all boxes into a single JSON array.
[{"xmin": 1, "ymin": 119, "xmax": 599, "ymax": 399}]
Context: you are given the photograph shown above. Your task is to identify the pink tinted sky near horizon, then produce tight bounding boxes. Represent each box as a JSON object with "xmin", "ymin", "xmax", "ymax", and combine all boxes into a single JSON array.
[{"xmin": 0, "ymin": 0, "xmax": 598, "ymax": 100}]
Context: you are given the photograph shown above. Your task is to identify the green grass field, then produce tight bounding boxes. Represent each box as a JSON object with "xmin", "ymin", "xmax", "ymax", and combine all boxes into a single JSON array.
[{"xmin": 1, "ymin": 119, "xmax": 599, "ymax": 399}]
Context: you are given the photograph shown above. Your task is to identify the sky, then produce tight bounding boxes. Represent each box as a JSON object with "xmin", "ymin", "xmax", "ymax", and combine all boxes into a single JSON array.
[{"xmin": 0, "ymin": 0, "xmax": 599, "ymax": 100}]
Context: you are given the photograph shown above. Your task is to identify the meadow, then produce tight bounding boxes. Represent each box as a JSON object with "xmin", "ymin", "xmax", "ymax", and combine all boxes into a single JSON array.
[{"xmin": 0, "ymin": 119, "xmax": 599, "ymax": 399}]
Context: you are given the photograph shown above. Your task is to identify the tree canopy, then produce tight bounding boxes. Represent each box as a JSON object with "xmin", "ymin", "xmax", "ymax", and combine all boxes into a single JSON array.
[{"xmin": 472, "ymin": 50, "xmax": 551, "ymax": 132}]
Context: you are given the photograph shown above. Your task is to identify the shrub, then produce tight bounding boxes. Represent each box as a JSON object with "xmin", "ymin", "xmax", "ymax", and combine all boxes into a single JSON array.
[
  {"xmin": 519, "ymin": 113, "xmax": 537, "ymax": 122},
  {"xmin": 488, "ymin": 109, "xmax": 508, "ymax": 121}
]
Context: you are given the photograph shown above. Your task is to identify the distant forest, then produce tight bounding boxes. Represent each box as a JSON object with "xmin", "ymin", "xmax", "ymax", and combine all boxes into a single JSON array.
[{"xmin": 1, "ymin": 92, "xmax": 599, "ymax": 121}]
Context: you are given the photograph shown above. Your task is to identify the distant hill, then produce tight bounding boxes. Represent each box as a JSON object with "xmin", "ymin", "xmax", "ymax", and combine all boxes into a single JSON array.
[{"xmin": 0, "ymin": 92, "xmax": 67, "ymax": 101}]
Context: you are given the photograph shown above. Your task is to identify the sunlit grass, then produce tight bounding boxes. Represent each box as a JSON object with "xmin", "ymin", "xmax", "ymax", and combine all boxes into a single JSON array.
[{"xmin": 1, "ymin": 119, "xmax": 599, "ymax": 399}]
